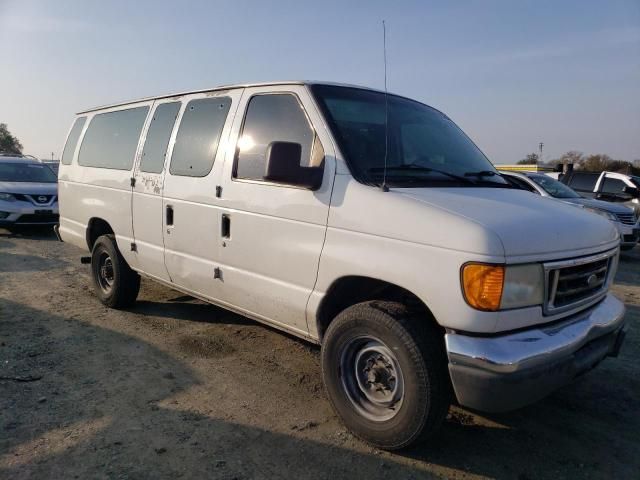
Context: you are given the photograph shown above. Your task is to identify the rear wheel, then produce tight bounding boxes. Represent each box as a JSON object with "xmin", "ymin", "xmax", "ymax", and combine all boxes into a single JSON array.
[
  {"xmin": 90, "ymin": 234, "xmax": 140, "ymax": 308},
  {"xmin": 321, "ymin": 301, "xmax": 450, "ymax": 450}
]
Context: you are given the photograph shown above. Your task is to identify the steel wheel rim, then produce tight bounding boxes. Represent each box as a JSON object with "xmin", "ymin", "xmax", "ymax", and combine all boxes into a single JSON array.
[
  {"xmin": 97, "ymin": 251, "xmax": 114, "ymax": 293},
  {"xmin": 339, "ymin": 335, "xmax": 405, "ymax": 422}
]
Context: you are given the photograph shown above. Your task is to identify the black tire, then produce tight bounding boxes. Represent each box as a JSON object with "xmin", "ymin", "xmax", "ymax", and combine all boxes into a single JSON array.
[
  {"xmin": 620, "ymin": 245, "xmax": 636, "ymax": 251},
  {"xmin": 90, "ymin": 234, "xmax": 140, "ymax": 308},
  {"xmin": 321, "ymin": 301, "xmax": 450, "ymax": 450}
]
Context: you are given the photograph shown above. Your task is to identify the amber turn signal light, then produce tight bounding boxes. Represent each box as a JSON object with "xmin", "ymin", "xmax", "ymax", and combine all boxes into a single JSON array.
[{"xmin": 462, "ymin": 264, "xmax": 505, "ymax": 311}]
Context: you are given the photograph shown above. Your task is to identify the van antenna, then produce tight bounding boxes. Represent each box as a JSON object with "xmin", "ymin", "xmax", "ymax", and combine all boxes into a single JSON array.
[{"xmin": 381, "ymin": 20, "xmax": 390, "ymax": 192}]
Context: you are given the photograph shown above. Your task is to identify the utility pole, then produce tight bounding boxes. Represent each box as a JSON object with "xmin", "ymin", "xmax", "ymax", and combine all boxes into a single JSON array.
[
  {"xmin": 538, "ymin": 142, "xmax": 544, "ymax": 164},
  {"xmin": 51, "ymin": 152, "xmax": 54, "ymax": 161}
]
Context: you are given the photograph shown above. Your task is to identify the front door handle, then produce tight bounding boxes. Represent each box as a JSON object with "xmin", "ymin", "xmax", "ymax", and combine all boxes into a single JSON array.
[
  {"xmin": 166, "ymin": 205, "xmax": 174, "ymax": 226},
  {"xmin": 221, "ymin": 214, "xmax": 231, "ymax": 239}
]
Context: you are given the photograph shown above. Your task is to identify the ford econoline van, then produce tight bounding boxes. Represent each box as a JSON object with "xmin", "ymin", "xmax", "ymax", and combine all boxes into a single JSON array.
[{"xmin": 57, "ymin": 81, "xmax": 627, "ymax": 450}]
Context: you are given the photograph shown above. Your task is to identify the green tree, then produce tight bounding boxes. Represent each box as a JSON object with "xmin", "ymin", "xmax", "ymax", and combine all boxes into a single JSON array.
[
  {"xmin": 517, "ymin": 153, "xmax": 539, "ymax": 164},
  {"xmin": 0, "ymin": 123, "xmax": 23, "ymax": 154}
]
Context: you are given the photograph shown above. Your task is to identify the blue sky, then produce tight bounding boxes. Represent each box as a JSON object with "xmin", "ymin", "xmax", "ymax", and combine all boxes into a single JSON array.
[{"xmin": 1, "ymin": 0, "xmax": 638, "ymax": 163}]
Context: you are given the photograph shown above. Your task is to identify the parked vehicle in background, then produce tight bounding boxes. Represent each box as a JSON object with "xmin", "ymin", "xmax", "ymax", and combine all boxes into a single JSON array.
[
  {"xmin": 43, "ymin": 160, "xmax": 60, "ymax": 175},
  {"xmin": 0, "ymin": 154, "xmax": 59, "ymax": 229},
  {"xmin": 502, "ymin": 171, "xmax": 639, "ymax": 250},
  {"xmin": 57, "ymin": 81, "xmax": 627, "ymax": 450},
  {"xmin": 559, "ymin": 170, "xmax": 640, "ymax": 216}
]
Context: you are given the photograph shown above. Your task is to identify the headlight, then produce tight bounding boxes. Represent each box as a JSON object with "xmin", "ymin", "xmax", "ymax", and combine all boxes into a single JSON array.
[
  {"xmin": 462, "ymin": 263, "xmax": 544, "ymax": 311},
  {"xmin": 584, "ymin": 207, "xmax": 617, "ymax": 222},
  {"xmin": 0, "ymin": 193, "xmax": 16, "ymax": 202}
]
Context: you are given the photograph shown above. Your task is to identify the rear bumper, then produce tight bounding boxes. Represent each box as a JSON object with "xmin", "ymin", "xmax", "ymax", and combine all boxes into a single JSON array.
[{"xmin": 445, "ymin": 294, "xmax": 626, "ymax": 412}]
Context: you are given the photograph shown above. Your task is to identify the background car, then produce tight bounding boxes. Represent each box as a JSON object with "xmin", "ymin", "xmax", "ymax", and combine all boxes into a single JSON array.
[
  {"xmin": 0, "ymin": 154, "xmax": 59, "ymax": 231},
  {"xmin": 502, "ymin": 170, "xmax": 639, "ymax": 250},
  {"xmin": 558, "ymin": 170, "xmax": 640, "ymax": 216}
]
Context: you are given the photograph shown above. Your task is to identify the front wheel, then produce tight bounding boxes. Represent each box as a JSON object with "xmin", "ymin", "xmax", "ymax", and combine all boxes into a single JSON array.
[
  {"xmin": 321, "ymin": 301, "xmax": 450, "ymax": 450},
  {"xmin": 90, "ymin": 234, "xmax": 140, "ymax": 308}
]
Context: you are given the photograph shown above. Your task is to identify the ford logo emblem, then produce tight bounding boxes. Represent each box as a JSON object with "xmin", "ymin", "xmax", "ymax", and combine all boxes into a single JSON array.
[
  {"xmin": 37, "ymin": 195, "xmax": 47, "ymax": 203},
  {"xmin": 586, "ymin": 274, "xmax": 598, "ymax": 287}
]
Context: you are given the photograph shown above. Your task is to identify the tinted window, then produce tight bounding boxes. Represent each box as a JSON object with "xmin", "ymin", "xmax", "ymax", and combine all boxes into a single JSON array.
[
  {"xmin": 0, "ymin": 163, "xmax": 57, "ymax": 183},
  {"xmin": 79, "ymin": 107, "xmax": 149, "ymax": 170},
  {"xmin": 235, "ymin": 94, "xmax": 314, "ymax": 181},
  {"xmin": 601, "ymin": 177, "xmax": 626, "ymax": 194},
  {"xmin": 568, "ymin": 172, "xmax": 598, "ymax": 191},
  {"xmin": 140, "ymin": 102, "xmax": 181, "ymax": 173},
  {"xmin": 61, "ymin": 117, "xmax": 86, "ymax": 165},
  {"xmin": 170, "ymin": 97, "xmax": 231, "ymax": 177}
]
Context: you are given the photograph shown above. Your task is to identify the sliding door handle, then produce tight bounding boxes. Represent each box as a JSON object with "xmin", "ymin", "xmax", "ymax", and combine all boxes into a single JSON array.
[
  {"xmin": 221, "ymin": 214, "xmax": 231, "ymax": 239},
  {"xmin": 166, "ymin": 205, "xmax": 174, "ymax": 226}
]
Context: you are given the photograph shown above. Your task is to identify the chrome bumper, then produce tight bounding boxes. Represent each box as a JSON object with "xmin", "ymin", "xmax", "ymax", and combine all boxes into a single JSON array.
[{"xmin": 445, "ymin": 294, "xmax": 626, "ymax": 412}]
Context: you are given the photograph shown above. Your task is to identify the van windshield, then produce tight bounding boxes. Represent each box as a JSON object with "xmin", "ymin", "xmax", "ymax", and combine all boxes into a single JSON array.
[
  {"xmin": 0, "ymin": 162, "xmax": 57, "ymax": 183},
  {"xmin": 311, "ymin": 85, "xmax": 509, "ymax": 188}
]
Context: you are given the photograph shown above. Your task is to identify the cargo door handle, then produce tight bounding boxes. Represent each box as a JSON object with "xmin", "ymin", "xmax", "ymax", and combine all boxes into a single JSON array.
[
  {"xmin": 166, "ymin": 205, "xmax": 174, "ymax": 226},
  {"xmin": 221, "ymin": 214, "xmax": 231, "ymax": 239}
]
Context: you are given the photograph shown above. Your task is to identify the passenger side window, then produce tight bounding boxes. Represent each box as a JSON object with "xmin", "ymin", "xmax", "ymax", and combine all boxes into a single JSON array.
[
  {"xmin": 169, "ymin": 97, "xmax": 231, "ymax": 177},
  {"xmin": 61, "ymin": 117, "xmax": 86, "ymax": 165},
  {"xmin": 601, "ymin": 177, "xmax": 626, "ymax": 195},
  {"xmin": 140, "ymin": 102, "xmax": 181, "ymax": 174},
  {"xmin": 568, "ymin": 172, "xmax": 598, "ymax": 191},
  {"xmin": 235, "ymin": 94, "xmax": 320, "ymax": 181},
  {"xmin": 79, "ymin": 107, "xmax": 149, "ymax": 170}
]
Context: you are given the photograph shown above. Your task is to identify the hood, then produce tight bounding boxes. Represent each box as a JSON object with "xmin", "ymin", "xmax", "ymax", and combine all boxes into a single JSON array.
[
  {"xmin": 562, "ymin": 197, "xmax": 635, "ymax": 215},
  {"xmin": 394, "ymin": 187, "xmax": 619, "ymax": 258},
  {"xmin": 0, "ymin": 181, "xmax": 58, "ymax": 195}
]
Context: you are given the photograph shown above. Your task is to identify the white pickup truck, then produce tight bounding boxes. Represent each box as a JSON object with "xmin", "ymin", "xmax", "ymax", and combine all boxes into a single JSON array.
[{"xmin": 57, "ymin": 81, "xmax": 627, "ymax": 450}]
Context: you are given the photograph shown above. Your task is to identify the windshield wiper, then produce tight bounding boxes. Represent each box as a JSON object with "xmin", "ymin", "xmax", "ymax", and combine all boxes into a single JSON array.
[
  {"xmin": 464, "ymin": 170, "xmax": 499, "ymax": 178},
  {"xmin": 369, "ymin": 164, "xmax": 476, "ymax": 185}
]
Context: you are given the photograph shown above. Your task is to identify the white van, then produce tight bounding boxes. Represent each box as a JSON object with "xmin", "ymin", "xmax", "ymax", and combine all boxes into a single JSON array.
[{"xmin": 58, "ymin": 81, "xmax": 627, "ymax": 450}]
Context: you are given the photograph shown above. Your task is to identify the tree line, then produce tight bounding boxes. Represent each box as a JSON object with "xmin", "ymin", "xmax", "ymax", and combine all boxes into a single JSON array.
[
  {"xmin": 0, "ymin": 123, "xmax": 23, "ymax": 155},
  {"xmin": 518, "ymin": 151, "xmax": 640, "ymax": 176}
]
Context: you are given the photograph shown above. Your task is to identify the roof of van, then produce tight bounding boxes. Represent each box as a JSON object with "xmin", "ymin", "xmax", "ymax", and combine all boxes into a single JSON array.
[{"xmin": 76, "ymin": 81, "xmax": 390, "ymax": 115}]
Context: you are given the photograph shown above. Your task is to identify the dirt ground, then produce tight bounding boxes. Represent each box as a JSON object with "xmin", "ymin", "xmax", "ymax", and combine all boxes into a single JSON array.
[{"xmin": 1, "ymin": 229, "xmax": 638, "ymax": 480}]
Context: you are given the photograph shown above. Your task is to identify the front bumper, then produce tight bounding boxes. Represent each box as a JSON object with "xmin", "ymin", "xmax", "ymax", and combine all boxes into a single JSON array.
[
  {"xmin": 617, "ymin": 222, "xmax": 639, "ymax": 247},
  {"xmin": 0, "ymin": 202, "xmax": 59, "ymax": 226},
  {"xmin": 445, "ymin": 294, "xmax": 626, "ymax": 412}
]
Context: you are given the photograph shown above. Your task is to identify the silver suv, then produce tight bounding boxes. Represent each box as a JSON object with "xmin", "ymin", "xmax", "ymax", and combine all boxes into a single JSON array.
[
  {"xmin": 0, "ymin": 154, "xmax": 59, "ymax": 230},
  {"xmin": 502, "ymin": 170, "xmax": 639, "ymax": 250}
]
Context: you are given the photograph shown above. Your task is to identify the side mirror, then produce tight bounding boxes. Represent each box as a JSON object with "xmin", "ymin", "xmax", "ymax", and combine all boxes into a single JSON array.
[
  {"xmin": 623, "ymin": 186, "xmax": 640, "ymax": 198},
  {"xmin": 264, "ymin": 141, "xmax": 324, "ymax": 190}
]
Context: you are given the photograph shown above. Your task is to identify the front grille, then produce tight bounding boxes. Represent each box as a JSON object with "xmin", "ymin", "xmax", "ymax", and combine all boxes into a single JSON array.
[
  {"xmin": 30, "ymin": 194, "xmax": 55, "ymax": 204},
  {"xmin": 615, "ymin": 212, "xmax": 637, "ymax": 225},
  {"xmin": 544, "ymin": 250, "xmax": 617, "ymax": 315},
  {"xmin": 16, "ymin": 213, "xmax": 59, "ymax": 224},
  {"xmin": 11, "ymin": 194, "xmax": 56, "ymax": 205}
]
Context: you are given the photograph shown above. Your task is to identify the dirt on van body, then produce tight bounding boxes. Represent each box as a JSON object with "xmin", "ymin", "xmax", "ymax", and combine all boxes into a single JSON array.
[{"xmin": 1, "ymin": 229, "xmax": 639, "ymax": 479}]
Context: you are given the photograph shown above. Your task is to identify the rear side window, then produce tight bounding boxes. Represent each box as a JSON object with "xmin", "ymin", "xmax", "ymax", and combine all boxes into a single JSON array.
[
  {"xmin": 235, "ymin": 94, "xmax": 315, "ymax": 181},
  {"xmin": 169, "ymin": 97, "xmax": 231, "ymax": 177},
  {"xmin": 140, "ymin": 102, "xmax": 181, "ymax": 174},
  {"xmin": 61, "ymin": 117, "xmax": 86, "ymax": 165},
  {"xmin": 601, "ymin": 177, "xmax": 626, "ymax": 195},
  {"xmin": 568, "ymin": 172, "xmax": 598, "ymax": 191},
  {"xmin": 79, "ymin": 107, "xmax": 149, "ymax": 170}
]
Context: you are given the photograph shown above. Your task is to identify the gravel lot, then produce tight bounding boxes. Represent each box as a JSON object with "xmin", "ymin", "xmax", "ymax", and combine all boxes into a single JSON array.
[{"xmin": 1, "ymin": 229, "xmax": 638, "ymax": 479}]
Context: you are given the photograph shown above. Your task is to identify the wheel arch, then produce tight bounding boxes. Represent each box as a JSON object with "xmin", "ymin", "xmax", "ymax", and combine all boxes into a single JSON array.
[
  {"xmin": 86, "ymin": 217, "xmax": 114, "ymax": 251},
  {"xmin": 315, "ymin": 275, "xmax": 442, "ymax": 343}
]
